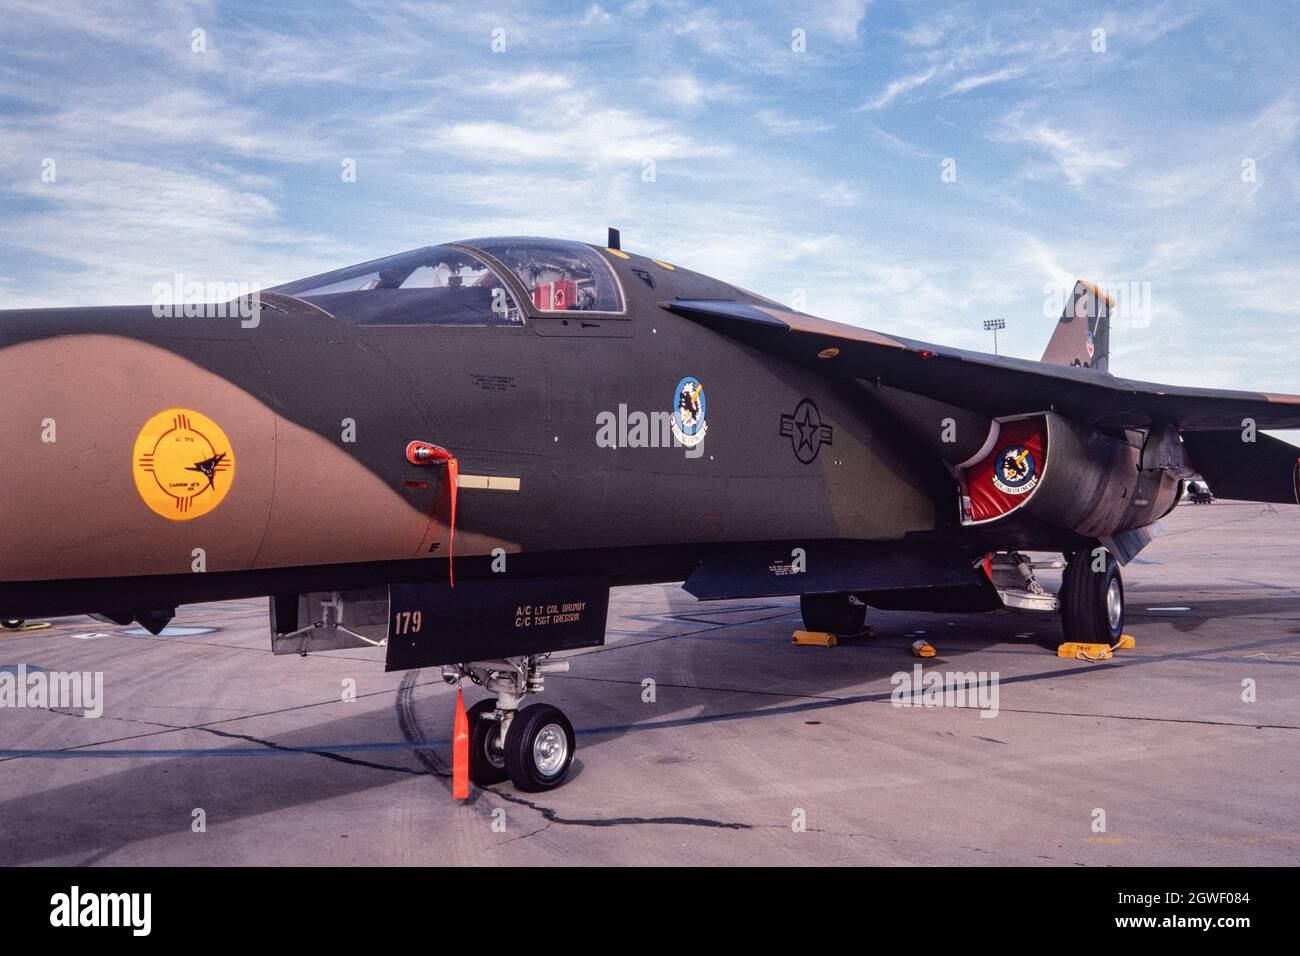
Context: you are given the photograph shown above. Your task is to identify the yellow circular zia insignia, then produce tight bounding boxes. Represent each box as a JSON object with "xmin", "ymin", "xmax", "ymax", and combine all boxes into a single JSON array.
[{"xmin": 132, "ymin": 408, "xmax": 235, "ymax": 520}]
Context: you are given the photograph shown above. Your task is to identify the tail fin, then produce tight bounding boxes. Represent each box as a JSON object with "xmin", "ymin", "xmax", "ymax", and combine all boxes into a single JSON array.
[{"xmin": 1041, "ymin": 280, "xmax": 1112, "ymax": 372}]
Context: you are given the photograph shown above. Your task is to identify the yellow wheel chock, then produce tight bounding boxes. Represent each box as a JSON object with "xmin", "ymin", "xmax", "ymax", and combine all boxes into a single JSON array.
[
  {"xmin": 792, "ymin": 630, "xmax": 837, "ymax": 648},
  {"xmin": 1057, "ymin": 634, "xmax": 1135, "ymax": 661}
]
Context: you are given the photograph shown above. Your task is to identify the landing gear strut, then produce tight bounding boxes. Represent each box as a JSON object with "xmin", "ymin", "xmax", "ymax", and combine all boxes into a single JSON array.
[
  {"xmin": 1059, "ymin": 547, "xmax": 1125, "ymax": 645},
  {"xmin": 445, "ymin": 655, "xmax": 576, "ymax": 792}
]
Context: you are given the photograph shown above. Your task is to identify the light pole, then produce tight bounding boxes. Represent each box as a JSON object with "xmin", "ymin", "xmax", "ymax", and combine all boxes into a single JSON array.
[{"xmin": 984, "ymin": 318, "xmax": 1006, "ymax": 356}]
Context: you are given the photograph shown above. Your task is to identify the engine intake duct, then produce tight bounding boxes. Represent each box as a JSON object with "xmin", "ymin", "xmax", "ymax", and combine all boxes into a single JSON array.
[{"xmin": 957, "ymin": 412, "xmax": 1183, "ymax": 540}]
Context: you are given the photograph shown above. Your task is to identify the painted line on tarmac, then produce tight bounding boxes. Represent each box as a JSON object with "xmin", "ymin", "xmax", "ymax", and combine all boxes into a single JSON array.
[{"xmin": 5, "ymin": 630, "xmax": 1299, "ymax": 760}]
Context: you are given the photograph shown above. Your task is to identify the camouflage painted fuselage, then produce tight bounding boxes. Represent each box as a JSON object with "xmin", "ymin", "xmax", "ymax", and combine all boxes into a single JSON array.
[{"xmin": 0, "ymin": 243, "xmax": 946, "ymax": 620}]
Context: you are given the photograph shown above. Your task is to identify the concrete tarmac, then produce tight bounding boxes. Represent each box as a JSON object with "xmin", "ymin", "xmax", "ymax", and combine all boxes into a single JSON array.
[{"xmin": 1, "ymin": 500, "xmax": 1298, "ymax": 865}]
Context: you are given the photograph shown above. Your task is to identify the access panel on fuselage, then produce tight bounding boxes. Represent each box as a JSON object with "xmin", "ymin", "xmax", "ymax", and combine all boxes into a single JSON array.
[
  {"xmin": 359, "ymin": 323, "xmax": 549, "ymax": 561},
  {"xmin": 531, "ymin": 303, "xmax": 939, "ymax": 553},
  {"xmin": 253, "ymin": 332, "xmax": 438, "ymax": 569}
]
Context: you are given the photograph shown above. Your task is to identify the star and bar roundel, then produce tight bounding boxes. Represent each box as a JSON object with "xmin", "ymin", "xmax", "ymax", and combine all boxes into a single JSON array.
[{"xmin": 780, "ymin": 399, "xmax": 834, "ymax": 464}]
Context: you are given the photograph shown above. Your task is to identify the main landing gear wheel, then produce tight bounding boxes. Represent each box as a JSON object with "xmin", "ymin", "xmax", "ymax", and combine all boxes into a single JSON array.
[
  {"xmin": 504, "ymin": 703, "xmax": 576, "ymax": 792},
  {"xmin": 1060, "ymin": 548, "xmax": 1125, "ymax": 646},
  {"xmin": 799, "ymin": 592, "xmax": 869, "ymax": 636},
  {"xmin": 448, "ymin": 655, "xmax": 576, "ymax": 792},
  {"xmin": 466, "ymin": 699, "xmax": 509, "ymax": 786}
]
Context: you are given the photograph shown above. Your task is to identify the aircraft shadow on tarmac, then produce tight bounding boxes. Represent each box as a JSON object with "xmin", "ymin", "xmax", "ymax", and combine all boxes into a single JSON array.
[{"xmin": 3, "ymin": 585, "xmax": 1300, "ymax": 864}]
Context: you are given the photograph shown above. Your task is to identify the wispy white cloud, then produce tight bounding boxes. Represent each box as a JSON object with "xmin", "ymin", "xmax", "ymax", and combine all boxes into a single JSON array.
[
  {"xmin": 809, "ymin": 0, "xmax": 873, "ymax": 46},
  {"xmin": 425, "ymin": 91, "xmax": 732, "ymax": 167},
  {"xmin": 899, "ymin": 16, "xmax": 953, "ymax": 48},
  {"xmin": 0, "ymin": 156, "xmax": 320, "ymax": 305},
  {"xmin": 480, "ymin": 71, "xmax": 575, "ymax": 96},
  {"xmin": 642, "ymin": 73, "xmax": 742, "ymax": 109},
  {"xmin": 862, "ymin": 123, "xmax": 933, "ymax": 158},
  {"xmin": 0, "ymin": 0, "xmax": 1297, "ymax": 407},
  {"xmin": 859, "ymin": 67, "xmax": 937, "ymax": 110},
  {"xmin": 1095, "ymin": 1, "xmax": 1203, "ymax": 46},
  {"xmin": 949, "ymin": 65, "xmax": 1027, "ymax": 94},
  {"xmin": 994, "ymin": 113, "xmax": 1128, "ymax": 188},
  {"xmin": 869, "ymin": 1, "xmax": 1203, "ymax": 115},
  {"xmin": 580, "ymin": 4, "xmax": 614, "ymax": 28},
  {"xmin": 754, "ymin": 109, "xmax": 833, "ymax": 135}
]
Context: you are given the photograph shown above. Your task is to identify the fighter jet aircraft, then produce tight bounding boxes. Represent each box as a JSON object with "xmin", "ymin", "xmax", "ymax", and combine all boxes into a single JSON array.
[{"xmin": 2, "ymin": 231, "xmax": 1298, "ymax": 791}]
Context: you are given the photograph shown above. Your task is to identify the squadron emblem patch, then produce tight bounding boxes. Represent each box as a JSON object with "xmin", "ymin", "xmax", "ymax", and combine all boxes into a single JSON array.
[
  {"xmin": 671, "ymin": 375, "xmax": 708, "ymax": 448},
  {"xmin": 133, "ymin": 408, "xmax": 235, "ymax": 520},
  {"xmin": 992, "ymin": 445, "xmax": 1038, "ymax": 496}
]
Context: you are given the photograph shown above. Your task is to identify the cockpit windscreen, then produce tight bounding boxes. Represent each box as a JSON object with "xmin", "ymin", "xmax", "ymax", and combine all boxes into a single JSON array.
[
  {"xmin": 268, "ymin": 246, "xmax": 524, "ymax": 326},
  {"xmin": 465, "ymin": 237, "xmax": 625, "ymax": 314}
]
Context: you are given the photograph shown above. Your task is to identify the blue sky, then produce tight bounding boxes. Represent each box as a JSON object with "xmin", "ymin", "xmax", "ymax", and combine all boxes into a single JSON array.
[{"xmin": 1, "ymin": 0, "xmax": 1298, "ymax": 397}]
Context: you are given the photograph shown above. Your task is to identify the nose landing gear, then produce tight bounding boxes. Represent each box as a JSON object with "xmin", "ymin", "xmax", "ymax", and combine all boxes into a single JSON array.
[
  {"xmin": 446, "ymin": 654, "xmax": 576, "ymax": 792},
  {"xmin": 465, "ymin": 698, "xmax": 509, "ymax": 785},
  {"xmin": 504, "ymin": 703, "xmax": 575, "ymax": 792}
]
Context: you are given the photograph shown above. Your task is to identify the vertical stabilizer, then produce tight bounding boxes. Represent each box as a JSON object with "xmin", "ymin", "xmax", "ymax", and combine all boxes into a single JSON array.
[{"xmin": 1042, "ymin": 280, "xmax": 1112, "ymax": 372}]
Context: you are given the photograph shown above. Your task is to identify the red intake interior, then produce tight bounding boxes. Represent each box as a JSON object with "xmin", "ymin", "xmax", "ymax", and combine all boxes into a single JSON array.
[{"xmin": 961, "ymin": 417, "xmax": 1049, "ymax": 524}]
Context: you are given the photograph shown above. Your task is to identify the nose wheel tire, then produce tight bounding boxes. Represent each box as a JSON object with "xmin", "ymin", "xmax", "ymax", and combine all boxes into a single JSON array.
[
  {"xmin": 503, "ymin": 703, "xmax": 576, "ymax": 792},
  {"xmin": 1060, "ymin": 549, "xmax": 1125, "ymax": 645},
  {"xmin": 466, "ymin": 699, "xmax": 509, "ymax": 786}
]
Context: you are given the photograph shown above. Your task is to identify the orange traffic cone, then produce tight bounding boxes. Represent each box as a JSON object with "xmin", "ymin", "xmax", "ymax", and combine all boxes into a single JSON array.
[{"xmin": 453, "ymin": 687, "xmax": 469, "ymax": 799}]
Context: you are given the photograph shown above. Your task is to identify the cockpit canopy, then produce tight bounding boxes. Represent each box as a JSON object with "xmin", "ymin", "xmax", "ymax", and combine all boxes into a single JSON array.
[
  {"xmin": 469, "ymin": 237, "xmax": 624, "ymax": 314},
  {"xmin": 268, "ymin": 237, "xmax": 624, "ymax": 327}
]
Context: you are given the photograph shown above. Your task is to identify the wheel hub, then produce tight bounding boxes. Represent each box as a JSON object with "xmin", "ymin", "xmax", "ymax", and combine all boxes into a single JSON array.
[
  {"xmin": 483, "ymin": 732, "xmax": 506, "ymax": 769},
  {"xmin": 533, "ymin": 723, "xmax": 568, "ymax": 777},
  {"xmin": 1106, "ymin": 578, "xmax": 1123, "ymax": 632}
]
